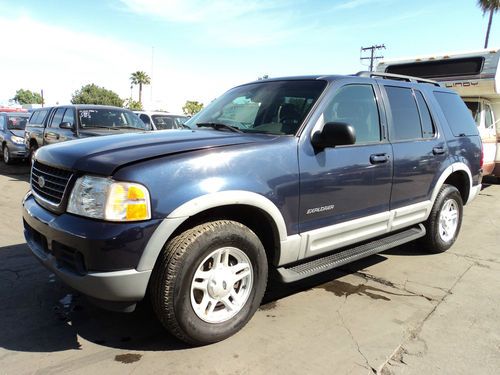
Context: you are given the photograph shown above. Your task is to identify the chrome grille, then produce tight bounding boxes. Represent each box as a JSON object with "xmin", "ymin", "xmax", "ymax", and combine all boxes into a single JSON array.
[{"xmin": 31, "ymin": 161, "xmax": 72, "ymax": 206}]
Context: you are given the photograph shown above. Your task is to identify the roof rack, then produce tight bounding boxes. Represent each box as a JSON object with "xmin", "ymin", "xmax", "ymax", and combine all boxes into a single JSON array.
[{"xmin": 355, "ymin": 71, "xmax": 441, "ymax": 87}]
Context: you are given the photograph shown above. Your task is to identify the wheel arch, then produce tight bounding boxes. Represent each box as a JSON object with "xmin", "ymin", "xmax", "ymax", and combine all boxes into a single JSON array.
[
  {"xmin": 137, "ymin": 191, "xmax": 288, "ymax": 271},
  {"xmin": 430, "ymin": 162, "xmax": 473, "ymax": 206}
]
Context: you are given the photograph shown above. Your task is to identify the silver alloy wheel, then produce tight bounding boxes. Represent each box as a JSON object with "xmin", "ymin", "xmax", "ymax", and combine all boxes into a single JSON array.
[
  {"xmin": 3, "ymin": 147, "xmax": 9, "ymax": 163},
  {"xmin": 438, "ymin": 198, "xmax": 459, "ymax": 242},
  {"xmin": 190, "ymin": 246, "xmax": 253, "ymax": 324}
]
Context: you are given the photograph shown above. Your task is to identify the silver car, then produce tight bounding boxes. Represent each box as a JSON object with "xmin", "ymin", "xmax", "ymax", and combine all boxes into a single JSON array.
[{"xmin": 0, "ymin": 112, "xmax": 30, "ymax": 164}]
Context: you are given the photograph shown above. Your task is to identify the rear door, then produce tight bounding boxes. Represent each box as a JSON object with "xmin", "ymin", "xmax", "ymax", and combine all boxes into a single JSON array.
[
  {"xmin": 298, "ymin": 78, "xmax": 393, "ymax": 258},
  {"xmin": 379, "ymin": 84, "xmax": 446, "ymax": 224}
]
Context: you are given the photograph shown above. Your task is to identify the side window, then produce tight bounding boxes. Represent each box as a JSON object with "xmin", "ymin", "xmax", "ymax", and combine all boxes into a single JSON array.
[
  {"xmin": 324, "ymin": 84, "xmax": 381, "ymax": 144},
  {"xmin": 50, "ymin": 108, "xmax": 65, "ymax": 127},
  {"xmin": 29, "ymin": 111, "xmax": 40, "ymax": 125},
  {"xmin": 484, "ymin": 104, "xmax": 494, "ymax": 130},
  {"xmin": 62, "ymin": 108, "xmax": 75, "ymax": 126},
  {"xmin": 385, "ymin": 86, "xmax": 422, "ymax": 141},
  {"xmin": 37, "ymin": 110, "xmax": 49, "ymax": 125},
  {"xmin": 0, "ymin": 116, "xmax": 4, "ymax": 130},
  {"xmin": 434, "ymin": 92, "xmax": 478, "ymax": 136},
  {"xmin": 139, "ymin": 114, "xmax": 151, "ymax": 125},
  {"xmin": 415, "ymin": 91, "xmax": 435, "ymax": 138},
  {"xmin": 465, "ymin": 101, "xmax": 480, "ymax": 126}
]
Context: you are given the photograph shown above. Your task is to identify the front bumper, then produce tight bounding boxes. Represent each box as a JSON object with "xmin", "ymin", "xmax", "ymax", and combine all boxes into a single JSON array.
[
  {"xmin": 23, "ymin": 192, "xmax": 160, "ymax": 303},
  {"xmin": 8, "ymin": 141, "xmax": 29, "ymax": 158}
]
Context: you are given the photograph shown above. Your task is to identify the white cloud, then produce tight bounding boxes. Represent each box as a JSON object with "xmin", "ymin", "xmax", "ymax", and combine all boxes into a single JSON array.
[
  {"xmin": 0, "ymin": 14, "xmax": 240, "ymax": 112},
  {"xmin": 118, "ymin": 0, "xmax": 304, "ymax": 47}
]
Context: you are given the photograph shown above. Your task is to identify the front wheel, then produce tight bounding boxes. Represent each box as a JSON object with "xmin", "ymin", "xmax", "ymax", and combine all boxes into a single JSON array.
[
  {"xmin": 421, "ymin": 184, "xmax": 463, "ymax": 253},
  {"xmin": 3, "ymin": 146, "xmax": 13, "ymax": 165},
  {"xmin": 150, "ymin": 220, "xmax": 268, "ymax": 345}
]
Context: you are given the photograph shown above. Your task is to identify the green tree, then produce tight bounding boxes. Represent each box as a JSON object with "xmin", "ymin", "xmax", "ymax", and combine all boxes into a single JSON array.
[
  {"xmin": 182, "ymin": 100, "xmax": 204, "ymax": 116},
  {"xmin": 71, "ymin": 84, "xmax": 123, "ymax": 107},
  {"xmin": 12, "ymin": 89, "xmax": 43, "ymax": 105},
  {"xmin": 478, "ymin": 0, "xmax": 500, "ymax": 48},
  {"xmin": 124, "ymin": 98, "xmax": 143, "ymax": 111},
  {"xmin": 130, "ymin": 71, "xmax": 151, "ymax": 105}
]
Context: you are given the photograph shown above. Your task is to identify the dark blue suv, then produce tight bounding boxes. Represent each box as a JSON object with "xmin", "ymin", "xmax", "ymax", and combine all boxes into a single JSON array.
[{"xmin": 23, "ymin": 72, "xmax": 482, "ymax": 345}]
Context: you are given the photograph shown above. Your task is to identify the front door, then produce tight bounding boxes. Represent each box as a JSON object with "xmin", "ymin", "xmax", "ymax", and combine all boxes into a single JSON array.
[{"xmin": 298, "ymin": 80, "xmax": 393, "ymax": 258}]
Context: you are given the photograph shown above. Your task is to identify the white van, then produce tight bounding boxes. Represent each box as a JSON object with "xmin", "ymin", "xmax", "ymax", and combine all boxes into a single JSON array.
[{"xmin": 377, "ymin": 48, "xmax": 500, "ymax": 177}]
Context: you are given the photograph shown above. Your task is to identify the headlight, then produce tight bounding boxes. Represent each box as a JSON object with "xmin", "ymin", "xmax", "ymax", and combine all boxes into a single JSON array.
[
  {"xmin": 11, "ymin": 136, "xmax": 24, "ymax": 144},
  {"xmin": 67, "ymin": 175, "xmax": 151, "ymax": 221}
]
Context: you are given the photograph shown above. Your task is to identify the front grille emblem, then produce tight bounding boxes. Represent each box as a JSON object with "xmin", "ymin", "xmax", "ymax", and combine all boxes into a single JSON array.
[{"xmin": 38, "ymin": 176, "xmax": 46, "ymax": 188}]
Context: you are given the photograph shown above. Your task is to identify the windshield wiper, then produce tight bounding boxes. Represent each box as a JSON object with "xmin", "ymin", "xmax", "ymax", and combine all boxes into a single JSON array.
[
  {"xmin": 196, "ymin": 122, "xmax": 243, "ymax": 133},
  {"xmin": 81, "ymin": 126, "xmax": 120, "ymax": 130}
]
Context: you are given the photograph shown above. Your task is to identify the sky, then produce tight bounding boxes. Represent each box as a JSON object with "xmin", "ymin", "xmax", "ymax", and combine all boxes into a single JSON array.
[{"xmin": 0, "ymin": 0, "xmax": 498, "ymax": 113}]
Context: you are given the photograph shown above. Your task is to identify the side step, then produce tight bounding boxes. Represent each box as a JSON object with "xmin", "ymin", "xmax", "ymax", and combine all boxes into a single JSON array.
[{"xmin": 277, "ymin": 224, "xmax": 426, "ymax": 283}]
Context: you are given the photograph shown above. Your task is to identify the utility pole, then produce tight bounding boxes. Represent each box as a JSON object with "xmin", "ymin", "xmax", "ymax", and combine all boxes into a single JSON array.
[{"xmin": 360, "ymin": 44, "xmax": 386, "ymax": 72}]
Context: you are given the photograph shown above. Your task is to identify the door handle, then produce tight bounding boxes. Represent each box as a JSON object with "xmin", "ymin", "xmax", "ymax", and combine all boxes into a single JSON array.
[
  {"xmin": 370, "ymin": 153, "xmax": 389, "ymax": 164},
  {"xmin": 433, "ymin": 147, "xmax": 445, "ymax": 155}
]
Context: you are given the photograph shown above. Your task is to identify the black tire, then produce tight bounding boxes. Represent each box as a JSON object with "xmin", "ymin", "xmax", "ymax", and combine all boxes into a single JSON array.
[
  {"xmin": 28, "ymin": 144, "xmax": 38, "ymax": 165},
  {"xmin": 3, "ymin": 145, "xmax": 13, "ymax": 165},
  {"xmin": 150, "ymin": 220, "xmax": 268, "ymax": 345},
  {"xmin": 421, "ymin": 184, "xmax": 463, "ymax": 253}
]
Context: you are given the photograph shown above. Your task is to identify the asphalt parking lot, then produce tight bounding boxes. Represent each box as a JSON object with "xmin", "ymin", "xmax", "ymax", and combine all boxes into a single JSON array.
[{"xmin": 0, "ymin": 162, "xmax": 499, "ymax": 375}]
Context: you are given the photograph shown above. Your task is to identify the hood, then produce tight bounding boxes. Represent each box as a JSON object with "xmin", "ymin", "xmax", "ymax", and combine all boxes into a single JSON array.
[
  {"xmin": 35, "ymin": 129, "xmax": 269, "ymax": 175},
  {"xmin": 9, "ymin": 129, "xmax": 25, "ymax": 138}
]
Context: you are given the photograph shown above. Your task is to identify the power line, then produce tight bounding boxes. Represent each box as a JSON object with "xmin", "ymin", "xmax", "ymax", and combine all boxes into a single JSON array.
[{"xmin": 360, "ymin": 44, "xmax": 386, "ymax": 72}]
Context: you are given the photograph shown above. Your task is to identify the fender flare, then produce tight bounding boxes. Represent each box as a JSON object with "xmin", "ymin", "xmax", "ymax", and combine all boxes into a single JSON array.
[
  {"xmin": 137, "ymin": 190, "xmax": 288, "ymax": 271},
  {"xmin": 430, "ymin": 162, "xmax": 473, "ymax": 206}
]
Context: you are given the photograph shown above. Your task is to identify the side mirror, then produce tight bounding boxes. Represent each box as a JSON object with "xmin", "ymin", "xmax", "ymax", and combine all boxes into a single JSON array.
[
  {"xmin": 311, "ymin": 122, "xmax": 356, "ymax": 149},
  {"xmin": 59, "ymin": 122, "xmax": 74, "ymax": 130}
]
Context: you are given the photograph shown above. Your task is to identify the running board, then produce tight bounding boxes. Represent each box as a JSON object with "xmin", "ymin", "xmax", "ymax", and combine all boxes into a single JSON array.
[{"xmin": 277, "ymin": 224, "xmax": 426, "ymax": 283}]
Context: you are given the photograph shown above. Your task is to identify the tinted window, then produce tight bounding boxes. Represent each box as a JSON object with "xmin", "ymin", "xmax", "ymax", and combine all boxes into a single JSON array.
[
  {"xmin": 29, "ymin": 111, "xmax": 39, "ymax": 125},
  {"xmin": 415, "ymin": 91, "xmax": 435, "ymax": 138},
  {"xmin": 386, "ymin": 86, "xmax": 422, "ymax": 141},
  {"xmin": 36, "ymin": 109, "xmax": 49, "ymax": 125},
  {"xmin": 50, "ymin": 108, "xmax": 65, "ymax": 127},
  {"xmin": 140, "ymin": 114, "xmax": 151, "ymax": 125},
  {"xmin": 324, "ymin": 84, "xmax": 381, "ymax": 143},
  {"xmin": 0, "ymin": 116, "xmax": 4, "ymax": 130},
  {"xmin": 62, "ymin": 108, "xmax": 75, "ymax": 126},
  {"xmin": 152, "ymin": 115, "xmax": 187, "ymax": 129},
  {"xmin": 434, "ymin": 92, "xmax": 478, "ymax": 136}
]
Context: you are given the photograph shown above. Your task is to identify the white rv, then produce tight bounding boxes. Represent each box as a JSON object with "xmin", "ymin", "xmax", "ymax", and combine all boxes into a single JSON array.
[{"xmin": 377, "ymin": 48, "xmax": 500, "ymax": 177}]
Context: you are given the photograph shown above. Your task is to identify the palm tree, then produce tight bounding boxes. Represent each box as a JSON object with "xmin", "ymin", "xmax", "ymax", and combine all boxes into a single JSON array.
[
  {"xmin": 477, "ymin": 0, "xmax": 500, "ymax": 48},
  {"xmin": 130, "ymin": 71, "xmax": 151, "ymax": 104}
]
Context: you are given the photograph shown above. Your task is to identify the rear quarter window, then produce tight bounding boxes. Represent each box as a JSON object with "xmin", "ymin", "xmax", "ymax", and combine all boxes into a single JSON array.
[{"xmin": 434, "ymin": 92, "xmax": 478, "ymax": 137}]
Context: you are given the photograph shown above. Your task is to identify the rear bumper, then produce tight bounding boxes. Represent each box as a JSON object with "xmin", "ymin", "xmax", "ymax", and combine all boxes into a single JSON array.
[{"xmin": 23, "ymin": 192, "xmax": 158, "ymax": 303}]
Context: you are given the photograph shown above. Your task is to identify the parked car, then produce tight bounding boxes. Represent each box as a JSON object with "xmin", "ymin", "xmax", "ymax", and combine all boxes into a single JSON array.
[
  {"xmin": 134, "ymin": 111, "xmax": 188, "ymax": 130},
  {"xmin": 23, "ymin": 72, "xmax": 482, "ymax": 346},
  {"xmin": 0, "ymin": 111, "xmax": 30, "ymax": 164},
  {"xmin": 25, "ymin": 105, "xmax": 150, "ymax": 160}
]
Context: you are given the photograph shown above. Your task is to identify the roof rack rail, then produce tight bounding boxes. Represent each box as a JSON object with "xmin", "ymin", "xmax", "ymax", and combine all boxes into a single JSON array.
[{"xmin": 355, "ymin": 71, "xmax": 441, "ymax": 87}]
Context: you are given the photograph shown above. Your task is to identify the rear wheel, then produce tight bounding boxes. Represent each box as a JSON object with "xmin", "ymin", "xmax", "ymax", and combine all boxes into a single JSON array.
[
  {"xmin": 421, "ymin": 184, "xmax": 463, "ymax": 253},
  {"xmin": 150, "ymin": 220, "xmax": 268, "ymax": 345}
]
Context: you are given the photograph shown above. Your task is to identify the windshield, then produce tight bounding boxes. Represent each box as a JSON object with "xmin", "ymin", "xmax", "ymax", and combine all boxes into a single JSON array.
[
  {"xmin": 7, "ymin": 115, "xmax": 29, "ymax": 130},
  {"xmin": 185, "ymin": 80, "xmax": 327, "ymax": 135},
  {"xmin": 152, "ymin": 115, "xmax": 188, "ymax": 130},
  {"xmin": 78, "ymin": 108, "xmax": 147, "ymax": 130}
]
